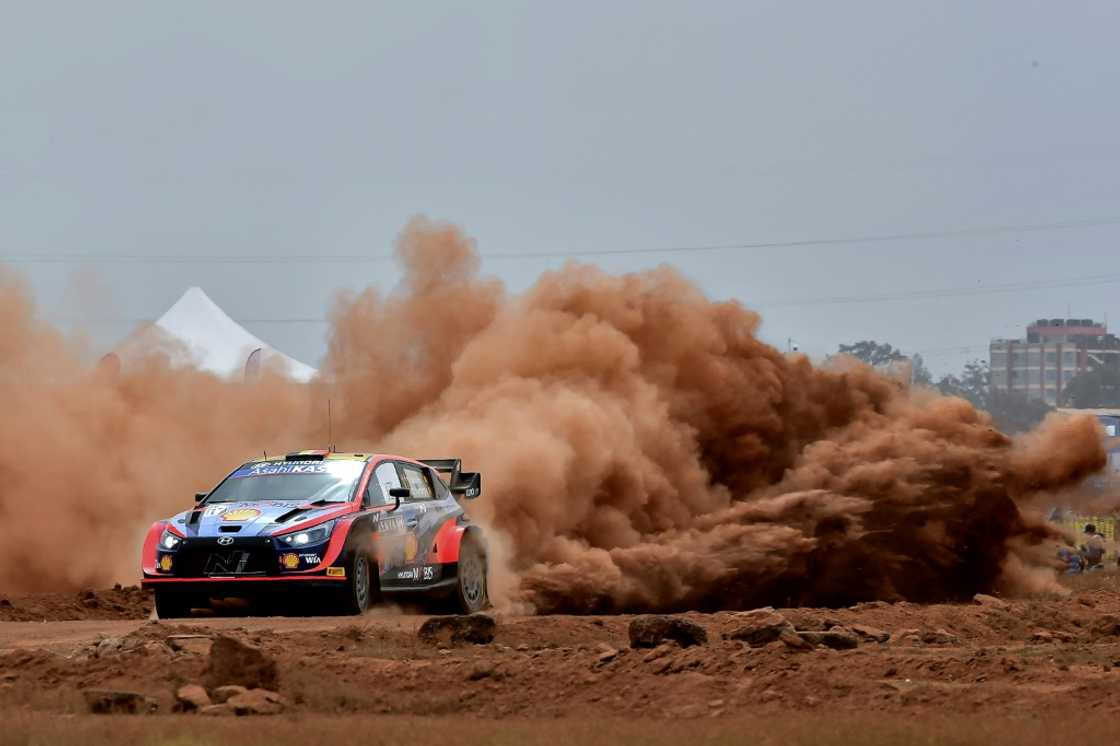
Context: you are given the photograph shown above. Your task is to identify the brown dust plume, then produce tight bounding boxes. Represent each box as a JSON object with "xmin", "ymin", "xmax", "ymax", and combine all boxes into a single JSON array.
[
  {"xmin": 0, "ymin": 217, "xmax": 1107, "ymax": 612},
  {"xmin": 326, "ymin": 218, "xmax": 1106, "ymax": 612}
]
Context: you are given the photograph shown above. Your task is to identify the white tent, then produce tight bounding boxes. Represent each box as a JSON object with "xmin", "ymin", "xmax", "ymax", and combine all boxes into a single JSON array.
[{"xmin": 111, "ymin": 287, "xmax": 317, "ymax": 382}]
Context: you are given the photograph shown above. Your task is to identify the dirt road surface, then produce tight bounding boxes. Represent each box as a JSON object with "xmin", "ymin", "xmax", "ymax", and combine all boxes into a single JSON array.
[{"xmin": 6, "ymin": 575, "xmax": 1120, "ymax": 744}]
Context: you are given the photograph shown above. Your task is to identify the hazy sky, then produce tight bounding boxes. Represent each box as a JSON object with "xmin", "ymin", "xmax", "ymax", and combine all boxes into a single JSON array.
[{"xmin": 3, "ymin": 1, "xmax": 1119, "ymax": 375}]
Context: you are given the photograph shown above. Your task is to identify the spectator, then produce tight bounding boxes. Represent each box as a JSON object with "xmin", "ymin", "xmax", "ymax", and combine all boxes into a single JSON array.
[{"xmin": 1080, "ymin": 524, "xmax": 1106, "ymax": 570}]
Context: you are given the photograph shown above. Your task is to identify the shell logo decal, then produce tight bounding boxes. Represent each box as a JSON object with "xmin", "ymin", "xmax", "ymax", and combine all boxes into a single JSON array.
[
  {"xmin": 221, "ymin": 508, "xmax": 261, "ymax": 522},
  {"xmin": 404, "ymin": 533, "xmax": 419, "ymax": 562}
]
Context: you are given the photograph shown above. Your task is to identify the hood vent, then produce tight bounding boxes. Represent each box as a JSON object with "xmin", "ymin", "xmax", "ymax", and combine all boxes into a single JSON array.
[
  {"xmin": 273, "ymin": 508, "xmax": 307, "ymax": 524},
  {"xmin": 219, "ymin": 525, "xmax": 241, "ymax": 533}
]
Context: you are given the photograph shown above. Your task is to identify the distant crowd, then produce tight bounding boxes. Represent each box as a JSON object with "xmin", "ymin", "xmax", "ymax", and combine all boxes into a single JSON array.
[{"xmin": 1058, "ymin": 524, "xmax": 1109, "ymax": 573}]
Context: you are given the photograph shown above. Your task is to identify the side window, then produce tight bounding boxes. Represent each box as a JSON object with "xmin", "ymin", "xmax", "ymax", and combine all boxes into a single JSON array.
[
  {"xmin": 429, "ymin": 469, "xmax": 451, "ymax": 500},
  {"xmin": 399, "ymin": 464, "xmax": 434, "ymax": 500},
  {"xmin": 372, "ymin": 462, "xmax": 402, "ymax": 506}
]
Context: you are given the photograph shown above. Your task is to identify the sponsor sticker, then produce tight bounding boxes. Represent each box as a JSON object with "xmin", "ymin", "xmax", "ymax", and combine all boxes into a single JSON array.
[
  {"xmin": 422, "ymin": 565, "xmax": 435, "ymax": 581},
  {"xmin": 203, "ymin": 505, "xmax": 226, "ymax": 517},
  {"xmin": 221, "ymin": 508, "xmax": 261, "ymax": 522},
  {"xmin": 396, "ymin": 567, "xmax": 419, "ymax": 580},
  {"xmin": 377, "ymin": 515, "xmax": 405, "ymax": 534},
  {"xmin": 281, "ymin": 553, "xmax": 300, "ymax": 570},
  {"xmin": 232, "ymin": 461, "xmax": 331, "ymax": 478},
  {"xmin": 299, "ymin": 554, "xmax": 320, "ymax": 565},
  {"xmin": 326, "ymin": 567, "xmax": 346, "ymax": 577},
  {"xmin": 404, "ymin": 533, "xmax": 419, "ymax": 562},
  {"xmin": 159, "ymin": 554, "xmax": 173, "ymax": 572}
]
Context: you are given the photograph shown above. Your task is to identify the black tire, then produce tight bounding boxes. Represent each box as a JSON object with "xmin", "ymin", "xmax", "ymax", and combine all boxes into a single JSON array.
[
  {"xmin": 153, "ymin": 588, "xmax": 194, "ymax": 619},
  {"xmin": 453, "ymin": 533, "xmax": 489, "ymax": 614},
  {"xmin": 337, "ymin": 552, "xmax": 374, "ymax": 615}
]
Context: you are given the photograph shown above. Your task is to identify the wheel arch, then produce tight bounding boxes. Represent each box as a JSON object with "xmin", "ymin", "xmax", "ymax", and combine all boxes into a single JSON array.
[{"xmin": 433, "ymin": 519, "xmax": 488, "ymax": 565}]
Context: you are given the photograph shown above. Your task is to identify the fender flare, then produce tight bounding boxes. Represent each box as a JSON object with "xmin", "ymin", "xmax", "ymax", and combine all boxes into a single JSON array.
[
  {"xmin": 334, "ymin": 513, "xmax": 381, "ymax": 571},
  {"xmin": 140, "ymin": 521, "xmax": 166, "ymax": 576},
  {"xmin": 432, "ymin": 519, "xmax": 485, "ymax": 565}
]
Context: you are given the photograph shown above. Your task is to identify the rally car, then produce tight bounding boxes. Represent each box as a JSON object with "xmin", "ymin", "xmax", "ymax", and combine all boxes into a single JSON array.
[{"xmin": 140, "ymin": 451, "xmax": 487, "ymax": 618}]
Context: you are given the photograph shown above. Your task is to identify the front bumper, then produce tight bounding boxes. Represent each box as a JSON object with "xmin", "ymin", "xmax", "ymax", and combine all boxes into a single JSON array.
[
  {"xmin": 144, "ymin": 534, "xmax": 339, "ymax": 586},
  {"xmin": 141, "ymin": 574, "xmax": 347, "ymax": 598}
]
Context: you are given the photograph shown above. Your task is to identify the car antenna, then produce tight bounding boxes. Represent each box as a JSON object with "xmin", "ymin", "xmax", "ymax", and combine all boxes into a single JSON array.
[{"xmin": 328, "ymin": 398, "xmax": 334, "ymax": 452}]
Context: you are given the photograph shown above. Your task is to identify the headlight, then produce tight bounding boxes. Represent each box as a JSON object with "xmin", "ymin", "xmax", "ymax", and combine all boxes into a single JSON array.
[
  {"xmin": 279, "ymin": 520, "xmax": 335, "ymax": 547},
  {"xmin": 160, "ymin": 528, "xmax": 183, "ymax": 550}
]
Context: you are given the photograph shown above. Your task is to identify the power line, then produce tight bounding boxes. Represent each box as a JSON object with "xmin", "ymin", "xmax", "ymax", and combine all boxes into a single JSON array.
[
  {"xmin": 4, "ymin": 214, "xmax": 1120, "ymax": 264},
  {"xmin": 45, "ymin": 269, "xmax": 1120, "ymax": 326},
  {"xmin": 755, "ymin": 272, "xmax": 1120, "ymax": 308}
]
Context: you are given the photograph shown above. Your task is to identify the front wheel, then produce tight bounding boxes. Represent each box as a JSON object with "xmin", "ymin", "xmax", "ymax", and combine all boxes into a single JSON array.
[
  {"xmin": 153, "ymin": 588, "xmax": 194, "ymax": 619},
  {"xmin": 337, "ymin": 553, "xmax": 374, "ymax": 615},
  {"xmin": 453, "ymin": 534, "xmax": 489, "ymax": 614}
]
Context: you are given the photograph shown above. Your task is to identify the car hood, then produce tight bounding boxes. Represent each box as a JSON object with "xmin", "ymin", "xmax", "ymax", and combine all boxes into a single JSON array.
[{"xmin": 167, "ymin": 501, "xmax": 350, "ymax": 538}]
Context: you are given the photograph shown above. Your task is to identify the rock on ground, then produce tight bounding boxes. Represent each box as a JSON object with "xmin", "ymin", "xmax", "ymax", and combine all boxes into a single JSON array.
[
  {"xmin": 82, "ymin": 689, "xmax": 158, "ymax": 715},
  {"xmin": 204, "ymin": 636, "xmax": 278, "ymax": 691},
  {"xmin": 227, "ymin": 689, "xmax": 287, "ymax": 715},
  {"xmin": 799, "ymin": 627, "xmax": 860, "ymax": 650},
  {"xmin": 628, "ymin": 615, "xmax": 708, "ymax": 648},
  {"xmin": 211, "ymin": 685, "xmax": 248, "ymax": 704},
  {"xmin": 200, "ymin": 689, "xmax": 287, "ymax": 717},
  {"xmin": 174, "ymin": 684, "xmax": 211, "ymax": 712},
  {"xmin": 973, "ymin": 593, "xmax": 1010, "ymax": 610},
  {"xmin": 418, "ymin": 614, "xmax": 496, "ymax": 645},
  {"xmin": 892, "ymin": 628, "xmax": 961, "ymax": 646},
  {"xmin": 726, "ymin": 608, "xmax": 795, "ymax": 645},
  {"xmin": 850, "ymin": 624, "xmax": 890, "ymax": 644}
]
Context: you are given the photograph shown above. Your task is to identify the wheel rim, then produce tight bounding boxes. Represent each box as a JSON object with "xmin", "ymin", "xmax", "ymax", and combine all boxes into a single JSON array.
[
  {"xmin": 354, "ymin": 556, "xmax": 370, "ymax": 610},
  {"xmin": 460, "ymin": 545, "xmax": 485, "ymax": 607}
]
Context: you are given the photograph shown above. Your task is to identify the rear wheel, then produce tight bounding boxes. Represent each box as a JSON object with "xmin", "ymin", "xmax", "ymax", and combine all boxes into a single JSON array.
[
  {"xmin": 453, "ymin": 533, "xmax": 489, "ymax": 614},
  {"xmin": 337, "ymin": 553, "xmax": 374, "ymax": 615},
  {"xmin": 153, "ymin": 588, "xmax": 194, "ymax": 619}
]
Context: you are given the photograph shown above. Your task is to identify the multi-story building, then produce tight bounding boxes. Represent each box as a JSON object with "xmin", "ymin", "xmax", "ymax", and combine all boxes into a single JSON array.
[{"xmin": 989, "ymin": 318, "xmax": 1120, "ymax": 404}]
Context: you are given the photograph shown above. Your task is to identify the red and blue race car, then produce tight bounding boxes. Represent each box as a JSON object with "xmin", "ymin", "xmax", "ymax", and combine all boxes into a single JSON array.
[{"xmin": 140, "ymin": 451, "xmax": 487, "ymax": 618}]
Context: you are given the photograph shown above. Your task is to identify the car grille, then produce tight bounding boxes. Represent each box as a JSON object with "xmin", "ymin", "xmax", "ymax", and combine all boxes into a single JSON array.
[{"xmin": 174, "ymin": 537, "xmax": 277, "ymax": 577}]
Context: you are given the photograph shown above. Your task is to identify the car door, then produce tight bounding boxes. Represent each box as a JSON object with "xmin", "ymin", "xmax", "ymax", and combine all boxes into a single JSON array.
[
  {"xmin": 367, "ymin": 461, "xmax": 418, "ymax": 580},
  {"xmin": 394, "ymin": 462, "xmax": 446, "ymax": 583}
]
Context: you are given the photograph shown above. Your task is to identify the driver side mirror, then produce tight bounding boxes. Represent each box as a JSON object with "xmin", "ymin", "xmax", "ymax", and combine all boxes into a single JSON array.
[
  {"xmin": 194, "ymin": 492, "xmax": 207, "ymax": 504},
  {"xmin": 388, "ymin": 487, "xmax": 410, "ymax": 511}
]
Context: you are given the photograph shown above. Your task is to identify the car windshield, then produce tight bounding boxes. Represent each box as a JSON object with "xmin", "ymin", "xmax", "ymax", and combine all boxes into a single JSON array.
[{"xmin": 205, "ymin": 460, "xmax": 365, "ymax": 504}]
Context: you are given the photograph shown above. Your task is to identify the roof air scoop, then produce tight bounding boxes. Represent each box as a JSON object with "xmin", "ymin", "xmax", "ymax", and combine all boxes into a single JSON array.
[{"xmin": 285, "ymin": 452, "xmax": 325, "ymax": 461}]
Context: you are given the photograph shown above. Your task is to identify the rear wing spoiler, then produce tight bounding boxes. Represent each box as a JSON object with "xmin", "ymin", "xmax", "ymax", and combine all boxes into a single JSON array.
[{"xmin": 421, "ymin": 458, "xmax": 481, "ymax": 499}]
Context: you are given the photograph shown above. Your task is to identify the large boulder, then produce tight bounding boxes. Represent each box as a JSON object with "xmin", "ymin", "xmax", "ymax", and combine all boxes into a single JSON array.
[
  {"xmin": 204, "ymin": 636, "xmax": 278, "ymax": 691},
  {"xmin": 82, "ymin": 689, "xmax": 158, "ymax": 715},
  {"xmin": 418, "ymin": 614, "xmax": 496, "ymax": 645},
  {"xmin": 628, "ymin": 615, "xmax": 708, "ymax": 649},
  {"xmin": 726, "ymin": 608, "xmax": 795, "ymax": 645}
]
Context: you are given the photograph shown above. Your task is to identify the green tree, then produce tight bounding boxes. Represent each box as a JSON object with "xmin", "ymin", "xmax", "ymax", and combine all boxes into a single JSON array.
[
  {"xmin": 910, "ymin": 353, "xmax": 934, "ymax": 386},
  {"xmin": 935, "ymin": 359, "xmax": 1051, "ymax": 433},
  {"xmin": 1061, "ymin": 367, "xmax": 1120, "ymax": 408},
  {"xmin": 935, "ymin": 360, "xmax": 991, "ymax": 409},
  {"xmin": 986, "ymin": 390, "xmax": 1054, "ymax": 434},
  {"xmin": 837, "ymin": 340, "xmax": 905, "ymax": 367}
]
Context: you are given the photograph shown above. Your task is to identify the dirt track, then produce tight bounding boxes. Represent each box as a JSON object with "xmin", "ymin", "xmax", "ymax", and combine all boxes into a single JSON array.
[{"xmin": 6, "ymin": 575, "xmax": 1120, "ymax": 724}]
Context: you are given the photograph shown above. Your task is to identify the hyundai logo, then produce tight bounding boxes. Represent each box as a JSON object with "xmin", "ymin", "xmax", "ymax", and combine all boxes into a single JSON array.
[{"xmin": 216, "ymin": 536, "xmax": 234, "ymax": 546}]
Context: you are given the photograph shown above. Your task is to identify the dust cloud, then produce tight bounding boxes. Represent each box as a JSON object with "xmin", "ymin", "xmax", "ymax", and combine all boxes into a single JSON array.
[
  {"xmin": 328, "ymin": 218, "xmax": 1107, "ymax": 612},
  {"xmin": 0, "ymin": 269, "xmax": 319, "ymax": 592},
  {"xmin": 0, "ymin": 218, "xmax": 1108, "ymax": 611}
]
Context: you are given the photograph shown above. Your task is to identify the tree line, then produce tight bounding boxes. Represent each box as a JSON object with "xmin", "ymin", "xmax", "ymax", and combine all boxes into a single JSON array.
[{"xmin": 836, "ymin": 340, "xmax": 1057, "ymax": 434}]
